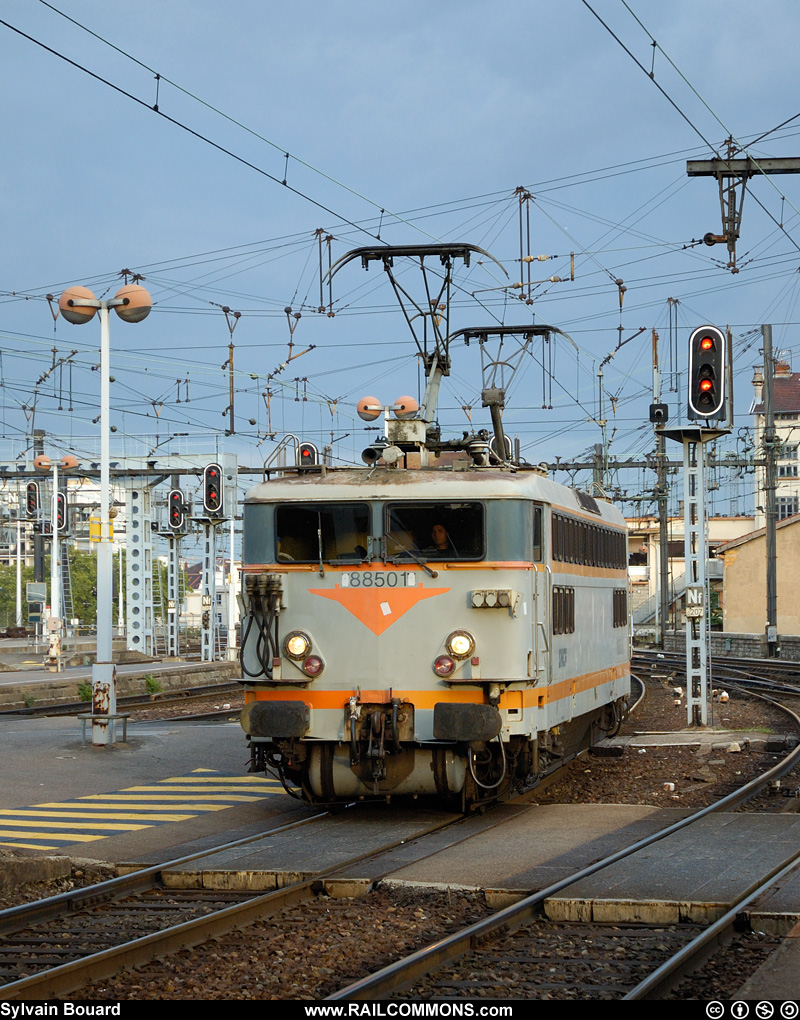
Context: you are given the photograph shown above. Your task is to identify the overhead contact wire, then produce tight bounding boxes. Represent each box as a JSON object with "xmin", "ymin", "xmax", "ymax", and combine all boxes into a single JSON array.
[
  {"xmin": 36, "ymin": 0, "xmax": 439, "ymax": 243},
  {"xmin": 0, "ymin": 17, "xmax": 382, "ymax": 245}
]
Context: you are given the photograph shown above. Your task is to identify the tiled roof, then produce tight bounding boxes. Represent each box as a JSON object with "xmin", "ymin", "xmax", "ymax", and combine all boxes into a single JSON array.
[{"xmin": 752, "ymin": 372, "xmax": 800, "ymax": 414}]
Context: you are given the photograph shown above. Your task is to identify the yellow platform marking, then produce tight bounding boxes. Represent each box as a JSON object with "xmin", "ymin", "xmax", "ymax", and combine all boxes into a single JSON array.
[
  {"xmin": 0, "ymin": 771, "xmax": 278, "ymax": 850},
  {"xmin": 78, "ymin": 792, "xmax": 272, "ymax": 802},
  {"xmin": 0, "ymin": 840, "xmax": 60, "ymax": 851},
  {"xmin": 7, "ymin": 808, "xmax": 194, "ymax": 822},
  {"xmin": 0, "ymin": 818, "xmax": 149, "ymax": 831},
  {"xmin": 0, "ymin": 829, "xmax": 99, "ymax": 842},
  {"xmin": 42, "ymin": 801, "xmax": 258, "ymax": 811}
]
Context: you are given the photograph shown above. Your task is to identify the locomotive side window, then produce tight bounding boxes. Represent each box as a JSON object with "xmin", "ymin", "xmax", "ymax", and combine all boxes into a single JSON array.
[
  {"xmin": 613, "ymin": 588, "xmax": 628, "ymax": 627},
  {"xmin": 532, "ymin": 505, "xmax": 543, "ymax": 562},
  {"xmin": 551, "ymin": 512, "xmax": 626, "ymax": 569},
  {"xmin": 385, "ymin": 502, "xmax": 484, "ymax": 560},
  {"xmin": 276, "ymin": 503, "xmax": 370, "ymax": 562},
  {"xmin": 552, "ymin": 585, "xmax": 575, "ymax": 634}
]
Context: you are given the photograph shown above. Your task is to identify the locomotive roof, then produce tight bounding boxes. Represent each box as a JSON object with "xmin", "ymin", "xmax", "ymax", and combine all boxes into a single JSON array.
[{"xmin": 244, "ymin": 467, "xmax": 625, "ymax": 527}]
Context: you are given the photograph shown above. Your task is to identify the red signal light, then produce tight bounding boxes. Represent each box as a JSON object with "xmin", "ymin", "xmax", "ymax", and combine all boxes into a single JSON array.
[
  {"xmin": 297, "ymin": 442, "xmax": 319, "ymax": 469},
  {"xmin": 203, "ymin": 464, "xmax": 224, "ymax": 515},
  {"xmin": 688, "ymin": 325, "xmax": 726, "ymax": 420},
  {"xmin": 55, "ymin": 492, "xmax": 67, "ymax": 531},
  {"xmin": 25, "ymin": 482, "xmax": 39, "ymax": 518},
  {"xmin": 167, "ymin": 489, "xmax": 185, "ymax": 532}
]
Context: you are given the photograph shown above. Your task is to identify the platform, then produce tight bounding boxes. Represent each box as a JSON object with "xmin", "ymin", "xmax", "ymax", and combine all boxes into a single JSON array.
[{"xmin": 153, "ymin": 802, "xmax": 800, "ymax": 932}]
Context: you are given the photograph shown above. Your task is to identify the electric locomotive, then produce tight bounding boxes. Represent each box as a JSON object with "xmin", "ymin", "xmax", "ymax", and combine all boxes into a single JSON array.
[{"xmin": 237, "ymin": 244, "xmax": 630, "ymax": 809}]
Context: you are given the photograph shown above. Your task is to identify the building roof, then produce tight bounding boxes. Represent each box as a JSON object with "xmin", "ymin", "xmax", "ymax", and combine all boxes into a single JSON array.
[
  {"xmin": 751, "ymin": 370, "xmax": 800, "ymax": 414},
  {"xmin": 716, "ymin": 512, "xmax": 800, "ymax": 553}
]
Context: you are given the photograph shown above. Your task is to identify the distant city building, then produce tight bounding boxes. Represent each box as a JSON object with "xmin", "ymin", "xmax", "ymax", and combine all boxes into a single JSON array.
[
  {"xmin": 751, "ymin": 358, "xmax": 800, "ymax": 527},
  {"xmin": 626, "ymin": 515, "xmax": 755, "ymax": 636},
  {"xmin": 718, "ymin": 516, "xmax": 800, "ymax": 635}
]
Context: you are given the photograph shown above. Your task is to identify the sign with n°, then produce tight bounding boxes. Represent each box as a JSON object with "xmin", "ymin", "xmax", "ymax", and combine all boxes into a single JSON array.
[{"xmin": 686, "ymin": 586, "xmax": 704, "ymax": 618}]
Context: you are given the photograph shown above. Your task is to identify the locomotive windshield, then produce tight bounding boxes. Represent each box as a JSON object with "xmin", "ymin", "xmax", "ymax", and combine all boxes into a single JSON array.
[
  {"xmin": 385, "ymin": 502, "xmax": 484, "ymax": 560},
  {"xmin": 276, "ymin": 503, "xmax": 369, "ymax": 562}
]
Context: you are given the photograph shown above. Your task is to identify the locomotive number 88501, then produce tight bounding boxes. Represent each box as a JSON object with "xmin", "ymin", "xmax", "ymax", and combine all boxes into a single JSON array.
[{"xmin": 238, "ymin": 464, "xmax": 630, "ymax": 809}]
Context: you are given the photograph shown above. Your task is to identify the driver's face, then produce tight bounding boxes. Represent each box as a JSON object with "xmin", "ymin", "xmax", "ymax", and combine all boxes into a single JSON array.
[{"xmin": 432, "ymin": 525, "xmax": 447, "ymax": 547}]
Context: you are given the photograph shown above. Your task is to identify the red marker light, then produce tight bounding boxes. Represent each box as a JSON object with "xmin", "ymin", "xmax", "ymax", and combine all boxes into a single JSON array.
[
  {"xmin": 700, "ymin": 337, "xmax": 714, "ymax": 350},
  {"xmin": 302, "ymin": 655, "xmax": 324, "ymax": 677},
  {"xmin": 700, "ymin": 379, "xmax": 713, "ymax": 392},
  {"xmin": 433, "ymin": 655, "xmax": 456, "ymax": 678}
]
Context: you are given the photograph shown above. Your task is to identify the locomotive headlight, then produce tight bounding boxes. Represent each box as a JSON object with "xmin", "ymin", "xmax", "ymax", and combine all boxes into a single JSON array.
[
  {"xmin": 284, "ymin": 631, "xmax": 312, "ymax": 660},
  {"xmin": 446, "ymin": 630, "xmax": 475, "ymax": 660}
]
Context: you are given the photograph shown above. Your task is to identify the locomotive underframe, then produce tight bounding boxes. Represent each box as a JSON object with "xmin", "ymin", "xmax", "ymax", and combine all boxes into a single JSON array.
[{"xmin": 244, "ymin": 687, "xmax": 627, "ymax": 807}]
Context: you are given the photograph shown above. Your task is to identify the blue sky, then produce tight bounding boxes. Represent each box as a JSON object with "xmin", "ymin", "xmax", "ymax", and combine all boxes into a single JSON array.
[{"xmin": 2, "ymin": 1, "xmax": 800, "ymax": 514}]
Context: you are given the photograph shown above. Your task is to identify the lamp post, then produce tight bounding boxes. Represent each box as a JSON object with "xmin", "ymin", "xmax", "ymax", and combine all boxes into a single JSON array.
[
  {"xmin": 58, "ymin": 284, "xmax": 151, "ymax": 744},
  {"xmin": 33, "ymin": 452, "xmax": 79, "ymax": 670}
]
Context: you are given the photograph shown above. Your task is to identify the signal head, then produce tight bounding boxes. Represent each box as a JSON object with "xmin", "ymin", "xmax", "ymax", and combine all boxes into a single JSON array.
[
  {"xmin": 203, "ymin": 464, "xmax": 224, "ymax": 516},
  {"xmin": 688, "ymin": 325, "xmax": 727, "ymax": 420},
  {"xmin": 167, "ymin": 488, "xmax": 186, "ymax": 532},
  {"xmin": 25, "ymin": 481, "xmax": 39, "ymax": 518},
  {"xmin": 297, "ymin": 442, "xmax": 319, "ymax": 470},
  {"xmin": 55, "ymin": 491, "xmax": 68, "ymax": 532}
]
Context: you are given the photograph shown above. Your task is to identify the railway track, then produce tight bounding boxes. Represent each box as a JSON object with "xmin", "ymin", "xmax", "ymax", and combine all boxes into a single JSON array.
[
  {"xmin": 634, "ymin": 648, "xmax": 800, "ymax": 692},
  {"xmin": 0, "ymin": 681, "xmax": 243, "ymax": 720},
  {"xmin": 325, "ymin": 676, "xmax": 800, "ymax": 1002},
  {"xmin": 0, "ymin": 807, "xmax": 468, "ymax": 1000},
  {"xmin": 3, "ymin": 668, "xmax": 800, "ymax": 1000}
]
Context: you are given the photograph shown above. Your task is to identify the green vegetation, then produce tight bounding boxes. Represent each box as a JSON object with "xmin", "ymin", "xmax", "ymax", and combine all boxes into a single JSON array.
[
  {"xmin": 143, "ymin": 674, "xmax": 162, "ymax": 695},
  {"xmin": 77, "ymin": 681, "xmax": 92, "ymax": 702},
  {"xmin": 0, "ymin": 547, "xmax": 184, "ymax": 629}
]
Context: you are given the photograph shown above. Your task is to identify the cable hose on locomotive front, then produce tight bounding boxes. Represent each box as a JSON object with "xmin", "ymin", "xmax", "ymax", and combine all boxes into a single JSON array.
[
  {"xmin": 468, "ymin": 735, "xmax": 508, "ymax": 791},
  {"xmin": 240, "ymin": 574, "xmax": 281, "ymax": 678}
]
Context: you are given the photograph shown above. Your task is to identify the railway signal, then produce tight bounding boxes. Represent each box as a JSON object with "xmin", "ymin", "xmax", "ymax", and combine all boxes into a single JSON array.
[
  {"xmin": 167, "ymin": 488, "xmax": 186, "ymax": 532},
  {"xmin": 688, "ymin": 325, "xmax": 726, "ymax": 420},
  {"xmin": 25, "ymin": 482, "xmax": 39, "ymax": 518},
  {"xmin": 55, "ymin": 491, "xmax": 68, "ymax": 532},
  {"xmin": 203, "ymin": 463, "xmax": 224, "ymax": 516},
  {"xmin": 297, "ymin": 442, "xmax": 319, "ymax": 469}
]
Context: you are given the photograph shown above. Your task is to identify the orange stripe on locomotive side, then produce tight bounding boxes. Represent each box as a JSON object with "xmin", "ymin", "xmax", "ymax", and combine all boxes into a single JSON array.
[
  {"xmin": 551, "ymin": 563, "xmax": 628, "ymax": 579},
  {"xmin": 243, "ymin": 662, "xmax": 629, "ymax": 711},
  {"xmin": 240, "ymin": 561, "xmax": 539, "ymax": 573}
]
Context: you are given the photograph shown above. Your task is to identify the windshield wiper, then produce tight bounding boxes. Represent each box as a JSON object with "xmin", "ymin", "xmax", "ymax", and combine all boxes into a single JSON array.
[{"xmin": 383, "ymin": 534, "xmax": 438, "ymax": 578}]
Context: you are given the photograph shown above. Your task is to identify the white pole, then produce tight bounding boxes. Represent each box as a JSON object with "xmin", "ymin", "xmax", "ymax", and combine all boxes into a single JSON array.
[
  {"xmin": 227, "ymin": 512, "xmax": 238, "ymax": 660},
  {"xmin": 92, "ymin": 302, "xmax": 116, "ymax": 744},
  {"xmin": 96, "ymin": 303, "xmax": 112, "ymax": 663},
  {"xmin": 48, "ymin": 459, "xmax": 61, "ymax": 669},
  {"xmin": 15, "ymin": 520, "xmax": 22, "ymax": 628},
  {"xmin": 117, "ymin": 544, "xmax": 124, "ymax": 631}
]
